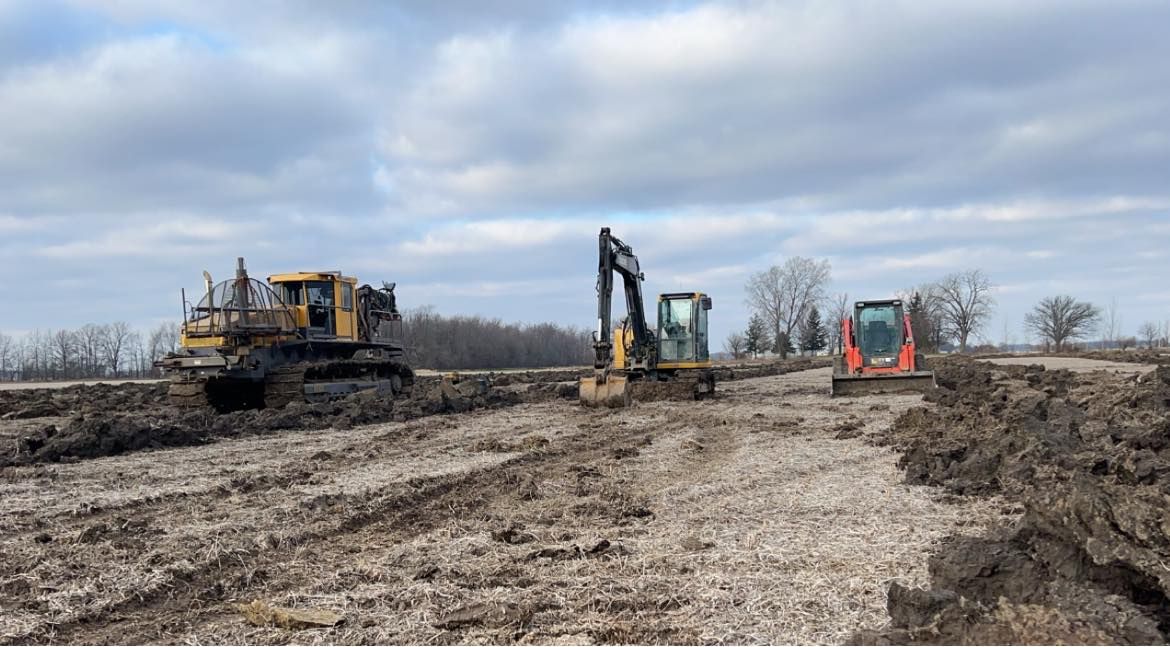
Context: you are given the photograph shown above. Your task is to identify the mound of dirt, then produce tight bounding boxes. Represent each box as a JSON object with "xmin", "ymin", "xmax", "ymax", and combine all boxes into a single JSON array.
[
  {"xmin": 1, "ymin": 357, "xmax": 827, "ymax": 468},
  {"xmin": 0, "ymin": 382, "xmax": 168, "ymax": 420},
  {"xmin": 0, "ymin": 376, "xmax": 520, "ymax": 467},
  {"xmin": 858, "ymin": 357, "xmax": 1170, "ymax": 644}
]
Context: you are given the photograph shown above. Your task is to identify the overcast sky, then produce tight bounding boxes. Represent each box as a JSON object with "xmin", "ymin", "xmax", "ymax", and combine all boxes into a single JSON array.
[{"xmin": 1, "ymin": 0, "xmax": 1168, "ymax": 346}]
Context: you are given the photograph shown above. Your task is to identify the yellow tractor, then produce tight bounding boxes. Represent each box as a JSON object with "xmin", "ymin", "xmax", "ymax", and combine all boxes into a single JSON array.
[
  {"xmin": 579, "ymin": 228, "xmax": 715, "ymax": 407},
  {"xmin": 156, "ymin": 258, "xmax": 413, "ymax": 410}
]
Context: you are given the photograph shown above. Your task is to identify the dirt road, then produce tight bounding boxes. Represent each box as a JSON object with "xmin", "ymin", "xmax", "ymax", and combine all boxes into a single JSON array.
[{"xmin": 0, "ymin": 367, "xmax": 1000, "ymax": 645}]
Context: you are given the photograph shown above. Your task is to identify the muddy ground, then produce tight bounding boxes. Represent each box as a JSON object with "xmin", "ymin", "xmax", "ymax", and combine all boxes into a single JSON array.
[
  {"xmin": 0, "ymin": 360, "xmax": 1008, "ymax": 645},
  {"xmin": 0, "ymin": 359, "xmax": 829, "ymax": 469},
  {"xmin": 855, "ymin": 355, "xmax": 1169, "ymax": 644}
]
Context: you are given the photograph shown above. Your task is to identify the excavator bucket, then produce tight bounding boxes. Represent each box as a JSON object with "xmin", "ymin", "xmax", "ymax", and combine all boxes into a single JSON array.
[
  {"xmin": 831, "ymin": 370, "xmax": 936, "ymax": 396},
  {"xmin": 579, "ymin": 374, "xmax": 632, "ymax": 408}
]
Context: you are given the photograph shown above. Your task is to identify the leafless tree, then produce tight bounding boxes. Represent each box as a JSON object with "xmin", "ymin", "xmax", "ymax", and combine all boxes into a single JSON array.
[
  {"xmin": 934, "ymin": 269, "xmax": 995, "ymax": 352},
  {"xmin": 827, "ymin": 292, "xmax": 849, "ymax": 354},
  {"xmin": 1138, "ymin": 321, "xmax": 1160, "ymax": 349},
  {"xmin": 1119, "ymin": 336, "xmax": 1136, "ymax": 351},
  {"xmin": 723, "ymin": 332, "xmax": 746, "ymax": 360},
  {"xmin": 126, "ymin": 332, "xmax": 147, "ymax": 378},
  {"xmin": 1024, "ymin": 296, "xmax": 1101, "ymax": 352},
  {"xmin": 101, "ymin": 321, "xmax": 133, "ymax": 377},
  {"xmin": 0, "ymin": 331, "xmax": 12, "ymax": 380},
  {"xmin": 50, "ymin": 329, "xmax": 76, "ymax": 379},
  {"xmin": 1000, "ymin": 318, "xmax": 1015, "ymax": 352},
  {"xmin": 77, "ymin": 324, "xmax": 105, "ymax": 377},
  {"xmin": 1102, "ymin": 298, "xmax": 1121, "ymax": 350},
  {"xmin": 745, "ymin": 257, "xmax": 831, "ymax": 359}
]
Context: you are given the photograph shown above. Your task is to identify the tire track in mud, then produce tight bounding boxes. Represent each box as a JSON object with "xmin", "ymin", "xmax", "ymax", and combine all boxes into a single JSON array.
[
  {"xmin": 3, "ymin": 405, "xmax": 668, "ymax": 644},
  {"xmin": 3, "ymin": 364, "xmax": 1001, "ymax": 645}
]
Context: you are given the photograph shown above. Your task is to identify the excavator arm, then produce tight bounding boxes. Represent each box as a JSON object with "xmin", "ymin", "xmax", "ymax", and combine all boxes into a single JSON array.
[{"xmin": 592, "ymin": 227, "xmax": 653, "ymax": 371}]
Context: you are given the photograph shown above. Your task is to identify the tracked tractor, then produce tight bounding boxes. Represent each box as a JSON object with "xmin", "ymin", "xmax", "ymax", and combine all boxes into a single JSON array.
[
  {"xmin": 156, "ymin": 258, "xmax": 414, "ymax": 410},
  {"xmin": 579, "ymin": 227, "xmax": 715, "ymax": 407},
  {"xmin": 831, "ymin": 299, "xmax": 935, "ymax": 396}
]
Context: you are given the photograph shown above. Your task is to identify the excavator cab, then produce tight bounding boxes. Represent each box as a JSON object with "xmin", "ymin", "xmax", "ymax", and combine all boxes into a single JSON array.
[
  {"xmin": 831, "ymin": 299, "xmax": 936, "ymax": 395},
  {"xmin": 656, "ymin": 292, "xmax": 712, "ymax": 369}
]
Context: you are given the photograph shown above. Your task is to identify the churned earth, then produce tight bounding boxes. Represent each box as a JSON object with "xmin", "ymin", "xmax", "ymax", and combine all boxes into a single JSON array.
[{"xmin": 0, "ymin": 363, "xmax": 1002, "ymax": 645}]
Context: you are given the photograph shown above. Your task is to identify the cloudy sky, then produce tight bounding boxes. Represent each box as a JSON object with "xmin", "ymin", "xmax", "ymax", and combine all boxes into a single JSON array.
[{"xmin": 1, "ymin": 0, "xmax": 1168, "ymax": 346}]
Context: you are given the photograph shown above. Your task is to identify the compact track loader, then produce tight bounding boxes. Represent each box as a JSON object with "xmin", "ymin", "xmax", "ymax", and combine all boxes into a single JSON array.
[{"xmin": 831, "ymin": 299, "xmax": 936, "ymax": 396}]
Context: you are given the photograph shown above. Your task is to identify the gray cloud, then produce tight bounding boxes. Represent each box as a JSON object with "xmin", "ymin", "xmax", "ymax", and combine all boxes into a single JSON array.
[{"xmin": 0, "ymin": 0, "xmax": 1167, "ymax": 349}]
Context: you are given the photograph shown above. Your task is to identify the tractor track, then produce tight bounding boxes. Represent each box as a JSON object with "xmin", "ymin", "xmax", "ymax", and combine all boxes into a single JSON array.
[{"xmin": 0, "ymin": 364, "xmax": 1004, "ymax": 644}]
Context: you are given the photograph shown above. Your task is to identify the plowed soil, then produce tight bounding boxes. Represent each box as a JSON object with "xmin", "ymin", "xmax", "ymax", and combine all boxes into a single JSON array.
[
  {"xmin": 856, "ymin": 355, "xmax": 1170, "ymax": 645},
  {"xmin": 0, "ymin": 363, "xmax": 1004, "ymax": 645}
]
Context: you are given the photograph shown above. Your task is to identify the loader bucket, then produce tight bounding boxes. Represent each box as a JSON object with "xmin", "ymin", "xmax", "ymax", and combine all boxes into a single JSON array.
[
  {"xmin": 579, "ymin": 374, "xmax": 632, "ymax": 408},
  {"xmin": 831, "ymin": 370, "xmax": 936, "ymax": 396}
]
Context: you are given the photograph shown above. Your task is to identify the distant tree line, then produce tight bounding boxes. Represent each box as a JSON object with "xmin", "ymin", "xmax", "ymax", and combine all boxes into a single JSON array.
[
  {"xmin": 0, "ymin": 322, "xmax": 179, "ymax": 381},
  {"xmin": 401, "ymin": 307, "xmax": 592, "ymax": 370},
  {"xmin": 0, "ymin": 309, "xmax": 593, "ymax": 381}
]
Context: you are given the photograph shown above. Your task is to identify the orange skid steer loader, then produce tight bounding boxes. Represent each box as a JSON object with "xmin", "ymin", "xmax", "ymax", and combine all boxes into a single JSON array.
[{"xmin": 831, "ymin": 299, "xmax": 936, "ymax": 396}]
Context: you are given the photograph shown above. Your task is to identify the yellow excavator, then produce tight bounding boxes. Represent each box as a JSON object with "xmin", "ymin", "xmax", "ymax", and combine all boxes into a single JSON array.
[
  {"xmin": 156, "ymin": 258, "xmax": 413, "ymax": 410},
  {"xmin": 579, "ymin": 227, "xmax": 715, "ymax": 407}
]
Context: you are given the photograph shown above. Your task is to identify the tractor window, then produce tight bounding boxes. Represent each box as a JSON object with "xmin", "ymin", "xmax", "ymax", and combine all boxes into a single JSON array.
[
  {"xmin": 305, "ymin": 281, "xmax": 336, "ymax": 335},
  {"xmin": 306, "ymin": 281, "xmax": 335, "ymax": 306},
  {"xmin": 658, "ymin": 298, "xmax": 695, "ymax": 361},
  {"xmin": 857, "ymin": 305, "xmax": 900, "ymax": 356},
  {"xmin": 341, "ymin": 283, "xmax": 353, "ymax": 311},
  {"xmin": 279, "ymin": 283, "xmax": 304, "ymax": 305}
]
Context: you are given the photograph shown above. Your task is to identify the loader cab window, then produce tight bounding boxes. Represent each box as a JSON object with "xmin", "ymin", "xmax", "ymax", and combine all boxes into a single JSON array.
[
  {"xmin": 658, "ymin": 297, "xmax": 695, "ymax": 362},
  {"xmin": 857, "ymin": 304, "xmax": 900, "ymax": 357},
  {"xmin": 306, "ymin": 280, "xmax": 336, "ymax": 336},
  {"xmin": 341, "ymin": 283, "xmax": 353, "ymax": 311}
]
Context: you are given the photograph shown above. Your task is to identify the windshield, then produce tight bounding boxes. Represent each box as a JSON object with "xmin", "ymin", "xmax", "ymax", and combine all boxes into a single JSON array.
[
  {"xmin": 658, "ymin": 297, "xmax": 694, "ymax": 361},
  {"xmin": 857, "ymin": 304, "xmax": 901, "ymax": 356}
]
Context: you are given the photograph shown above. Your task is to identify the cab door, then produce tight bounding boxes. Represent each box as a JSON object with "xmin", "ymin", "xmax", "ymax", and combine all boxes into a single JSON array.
[
  {"xmin": 334, "ymin": 281, "xmax": 357, "ymax": 340},
  {"xmin": 305, "ymin": 281, "xmax": 337, "ymax": 337}
]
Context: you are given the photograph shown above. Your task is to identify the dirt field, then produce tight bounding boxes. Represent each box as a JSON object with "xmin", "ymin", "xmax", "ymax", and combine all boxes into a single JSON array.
[
  {"xmin": 986, "ymin": 355, "xmax": 1156, "ymax": 374},
  {"xmin": 0, "ymin": 364, "xmax": 1005, "ymax": 645},
  {"xmin": 857, "ymin": 355, "xmax": 1170, "ymax": 644}
]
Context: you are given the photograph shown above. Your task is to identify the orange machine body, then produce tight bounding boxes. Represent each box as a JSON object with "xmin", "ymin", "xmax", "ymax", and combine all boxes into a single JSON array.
[{"xmin": 842, "ymin": 313, "xmax": 919, "ymax": 375}]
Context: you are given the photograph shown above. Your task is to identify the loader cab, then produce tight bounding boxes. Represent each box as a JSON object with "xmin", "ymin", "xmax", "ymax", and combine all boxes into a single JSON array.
[
  {"xmin": 853, "ymin": 299, "xmax": 906, "ymax": 365},
  {"xmin": 268, "ymin": 272, "xmax": 359, "ymax": 341},
  {"xmin": 656, "ymin": 292, "xmax": 712, "ymax": 369}
]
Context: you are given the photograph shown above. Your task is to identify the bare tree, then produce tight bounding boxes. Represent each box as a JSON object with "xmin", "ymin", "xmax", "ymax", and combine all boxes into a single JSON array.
[
  {"xmin": 101, "ymin": 321, "xmax": 133, "ymax": 377},
  {"xmin": 827, "ymin": 292, "xmax": 849, "ymax": 354},
  {"xmin": 77, "ymin": 324, "xmax": 105, "ymax": 377},
  {"xmin": 745, "ymin": 257, "xmax": 831, "ymax": 359},
  {"xmin": 1000, "ymin": 318, "xmax": 1015, "ymax": 352},
  {"xmin": 1103, "ymin": 298, "xmax": 1121, "ymax": 350},
  {"xmin": 1138, "ymin": 321, "xmax": 1160, "ymax": 349},
  {"xmin": 1024, "ymin": 296, "xmax": 1101, "ymax": 352},
  {"xmin": 934, "ymin": 270, "xmax": 995, "ymax": 353},
  {"xmin": 723, "ymin": 332, "xmax": 746, "ymax": 360},
  {"xmin": 50, "ymin": 329, "xmax": 76, "ymax": 379},
  {"xmin": 0, "ymin": 331, "xmax": 12, "ymax": 380}
]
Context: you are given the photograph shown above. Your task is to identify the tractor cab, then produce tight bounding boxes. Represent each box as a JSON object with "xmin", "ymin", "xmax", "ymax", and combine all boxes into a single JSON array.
[
  {"xmin": 268, "ymin": 272, "xmax": 359, "ymax": 341},
  {"xmin": 854, "ymin": 299, "xmax": 906, "ymax": 367},
  {"xmin": 656, "ymin": 292, "xmax": 712, "ymax": 369}
]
